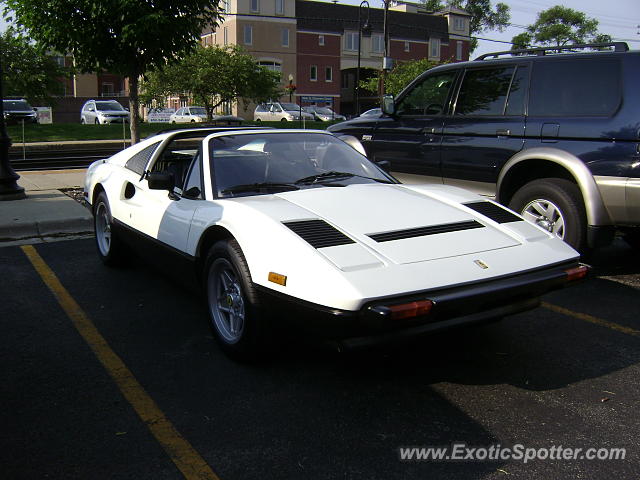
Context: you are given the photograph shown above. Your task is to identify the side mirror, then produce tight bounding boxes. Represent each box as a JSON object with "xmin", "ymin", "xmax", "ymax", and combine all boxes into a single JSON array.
[
  {"xmin": 147, "ymin": 172, "xmax": 175, "ymax": 191},
  {"xmin": 382, "ymin": 95, "xmax": 395, "ymax": 116}
]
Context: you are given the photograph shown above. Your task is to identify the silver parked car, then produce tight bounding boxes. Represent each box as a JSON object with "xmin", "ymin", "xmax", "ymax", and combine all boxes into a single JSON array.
[
  {"xmin": 80, "ymin": 100, "xmax": 129, "ymax": 124},
  {"xmin": 254, "ymin": 102, "xmax": 314, "ymax": 122},
  {"xmin": 169, "ymin": 106, "xmax": 208, "ymax": 123},
  {"xmin": 302, "ymin": 106, "xmax": 345, "ymax": 122}
]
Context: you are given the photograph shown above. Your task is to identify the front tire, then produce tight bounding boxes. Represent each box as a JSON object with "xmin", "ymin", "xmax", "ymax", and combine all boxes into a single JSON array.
[
  {"xmin": 509, "ymin": 178, "xmax": 587, "ymax": 252},
  {"xmin": 622, "ymin": 228, "xmax": 640, "ymax": 250},
  {"xmin": 93, "ymin": 192, "xmax": 126, "ymax": 266},
  {"xmin": 205, "ymin": 240, "xmax": 266, "ymax": 360}
]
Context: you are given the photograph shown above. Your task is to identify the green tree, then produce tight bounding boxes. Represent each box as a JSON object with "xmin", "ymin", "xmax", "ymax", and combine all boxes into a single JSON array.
[
  {"xmin": 422, "ymin": 0, "xmax": 511, "ymax": 52},
  {"xmin": 3, "ymin": 0, "xmax": 222, "ymax": 143},
  {"xmin": 361, "ymin": 58, "xmax": 441, "ymax": 97},
  {"xmin": 510, "ymin": 6, "xmax": 612, "ymax": 50},
  {"xmin": 140, "ymin": 45, "xmax": 282, "ymax": 119},
  {"xmin": 0, "ymin": 29, "xmax": 68, "ymax": 104}
]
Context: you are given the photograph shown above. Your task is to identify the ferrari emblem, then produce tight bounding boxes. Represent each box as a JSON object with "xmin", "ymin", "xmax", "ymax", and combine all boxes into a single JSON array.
[{"xmin": 474, "ymin": 260, "xmax": 489, "ymax": 269}]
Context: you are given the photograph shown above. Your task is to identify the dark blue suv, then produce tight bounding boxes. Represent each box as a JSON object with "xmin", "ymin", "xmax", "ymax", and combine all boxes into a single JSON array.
[{"xmin": 329, "ymin": 43, "xmax": 640, "ymax": 252}]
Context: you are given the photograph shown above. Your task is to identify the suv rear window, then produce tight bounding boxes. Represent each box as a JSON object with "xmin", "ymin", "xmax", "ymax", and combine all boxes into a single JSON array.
[{"xmin": 529, "ymin": 58, "xmax": 621, "ymax": 116}]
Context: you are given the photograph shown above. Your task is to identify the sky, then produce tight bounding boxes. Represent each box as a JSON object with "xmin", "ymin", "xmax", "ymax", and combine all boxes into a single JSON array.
[{"xmin": 2, "ymin": 0, "xmax": 638, "ymax": 59}]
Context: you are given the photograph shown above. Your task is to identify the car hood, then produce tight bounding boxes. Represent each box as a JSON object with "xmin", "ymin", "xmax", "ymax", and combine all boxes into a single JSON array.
[{"xmin": 273, "ymin": 184, "xmax": 521, "ymax": 264}]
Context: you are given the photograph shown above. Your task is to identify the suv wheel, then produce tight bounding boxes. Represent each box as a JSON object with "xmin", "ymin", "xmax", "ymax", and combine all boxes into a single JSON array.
[
  {"xmin": 509, "ymin": 178, "xmax": 587, "ymax": 252},
  {"xmin": 621, "ymin": 228, "xmax": 640, "ymax": 250}
]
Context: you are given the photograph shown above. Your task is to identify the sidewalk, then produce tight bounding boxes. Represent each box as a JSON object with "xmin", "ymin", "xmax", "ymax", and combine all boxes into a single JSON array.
[{"xmin": 0, "ymin": 169, "xmax": 93, "ymax": 246}]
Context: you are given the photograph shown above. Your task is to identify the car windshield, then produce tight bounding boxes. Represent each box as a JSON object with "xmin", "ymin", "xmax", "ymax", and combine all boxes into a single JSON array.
[
  {"xmin": 280, "ymin": 103, "xmax": 301, "ymax": 111},
  {"xmin": 210, "ymin": 132, "xmax": 394, "ymax": 197},
  {"xmin": 315, "ymin": 107, "xmax": 335, "ymax": 115},
  {"xmin": 3, "ymin": 100, "xmax": 32, "ymax": 110},
  {"xmin": 190, "ymin": 107, "xmax": 207, "ymax": 115},
  {"xmin": 95, "ymin": 101, "xmax": 125, "ymax": 111}
]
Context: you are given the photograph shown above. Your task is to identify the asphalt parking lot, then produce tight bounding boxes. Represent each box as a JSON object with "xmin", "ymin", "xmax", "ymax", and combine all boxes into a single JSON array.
[{"xmin": 1, "ymin": 237, "xmax": 639, "ymax": 479}]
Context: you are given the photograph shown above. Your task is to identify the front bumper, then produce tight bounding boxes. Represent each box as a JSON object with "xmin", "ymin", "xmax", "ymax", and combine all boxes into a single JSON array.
[
  {"xmin": 101, "ymin": 116, "xmax": 129, "ymax": 124},
  {"xmin": 257, "ymin": 261, "xmax": 586, "ymax": 348}
]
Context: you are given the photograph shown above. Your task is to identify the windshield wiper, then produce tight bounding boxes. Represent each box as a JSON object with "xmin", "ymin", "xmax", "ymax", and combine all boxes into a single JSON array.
[
  {"xmin": 295, "ymin": 171, "xmax": 394, "ymax": 185},
  {"xmin": 221, "ymin": 182, "xmax": 300, "ymax": 195}
]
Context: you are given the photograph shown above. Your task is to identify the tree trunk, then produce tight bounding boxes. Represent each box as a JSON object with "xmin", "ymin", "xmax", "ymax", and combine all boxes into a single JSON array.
[{"xmin": 128, "ymin": 74, "xmax": 140, "ymax": 145}]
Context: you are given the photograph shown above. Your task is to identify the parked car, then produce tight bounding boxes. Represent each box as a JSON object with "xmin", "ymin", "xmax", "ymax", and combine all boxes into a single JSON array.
[
  {"xmin": 85, "ymin": 127, "xmax": 585, "ymax": 359},
  {"xmin": 358, "ymin": 108, "xmax": 382, "ymax": 118},
  {"xmin": 170, "ymin": 106, "xmax": 208, "ymax": 123},
  {"xmin": 302, "ymin": 106, "xmax": 346, "ymax": 122},
  {"xmin": 2, "ymin": 98, "xmax": 38, "ymax": 125},
  {"xmin": 254, "ymin": 102, "xmax": 314, "ymax": 122},
  {"xmin": 81, "ymin": 100, "xmax": 129, "ymax": 124},
  {"xmin": 329, "ymin": 42, "xmax": 640, "ymax": 253}
]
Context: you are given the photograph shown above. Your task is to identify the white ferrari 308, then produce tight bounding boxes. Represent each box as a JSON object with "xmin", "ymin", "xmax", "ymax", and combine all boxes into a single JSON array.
[{"xmin": 85, "ymin": 127, "xmax": 587, "ymax": 359}]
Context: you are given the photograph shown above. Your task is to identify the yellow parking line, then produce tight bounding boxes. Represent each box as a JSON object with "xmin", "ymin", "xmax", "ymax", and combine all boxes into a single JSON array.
[
  {"xmin": 21, "ymin": 245, "xmax": 220, "ymax": 480},
  {"xmin": 542, "ymin": 301, "xmax": 640, "ymax": 338}
]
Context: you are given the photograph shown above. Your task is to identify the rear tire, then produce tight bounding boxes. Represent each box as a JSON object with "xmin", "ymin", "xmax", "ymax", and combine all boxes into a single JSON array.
[
  {"xmin": 255, "ymin": 118, "xmax": 261, "ymax": 123},
  {"xmin": 204, "ymin": 239, "xmax": 266, "ymax": 361},
  {"xmin": 509, "ymin": 178, "xmax": 587, "ymax": 252},
  {"xmin": 93, "ymin": 192, "xmax": 126, "ymax": 266},
  {"xmin": 280, "ymin": 118, "xmax": 287, "ymax": 122}
]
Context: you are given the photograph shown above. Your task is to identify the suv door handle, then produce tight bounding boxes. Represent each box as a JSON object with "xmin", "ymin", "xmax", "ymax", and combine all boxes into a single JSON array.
[
  {"xmin": 496, "ymin": 129, "xmax": 511, "ymax": 137},
  {"xmin": 424, "ymin": 127, "xmax": 437, "ymax": 134}
]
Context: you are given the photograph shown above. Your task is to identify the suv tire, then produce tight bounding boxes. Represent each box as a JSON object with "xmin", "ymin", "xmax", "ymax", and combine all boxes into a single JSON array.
[{"xmin": 509, "ymin": 178, "xmax": 587, "ymax": 252}]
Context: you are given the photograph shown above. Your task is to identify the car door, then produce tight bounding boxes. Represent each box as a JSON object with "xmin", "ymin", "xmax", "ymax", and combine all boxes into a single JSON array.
[
  {"xmin": 370, "ymin": 69, "xmax": 459, "ymax": 184},
  {"xmin": 121, "ymin": 139, "xmax": 203, "ymax": 252},
  {"xmin": 85, "ymin": 101, "xmax": 96, "ymax": 123},
  {"xmin": 440, "ymin": 64, "xmax": 528, "ymax": 196}
]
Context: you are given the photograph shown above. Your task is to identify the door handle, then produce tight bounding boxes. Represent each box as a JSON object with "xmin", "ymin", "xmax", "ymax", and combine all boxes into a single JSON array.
[
  {"xmin": 496, "ymin": 129, "xmax": 511, "ymax": 137},
  {"xmin": 424, "ymin": 127, "xmax": 437, "ymax": 134}
]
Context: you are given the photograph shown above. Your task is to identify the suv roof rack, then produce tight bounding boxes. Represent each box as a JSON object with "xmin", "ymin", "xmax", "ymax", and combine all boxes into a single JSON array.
[{"xmin": 475, "ymin": 42, "xmax": 629, "ymax": 61}]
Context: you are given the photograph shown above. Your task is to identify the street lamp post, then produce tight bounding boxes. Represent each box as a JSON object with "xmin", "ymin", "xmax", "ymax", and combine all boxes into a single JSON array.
[
  {"xmin": 0, "ymin": 52, "xmax": 26, "ymax": 201},
  {"xmin": 355, "ymin": 0, "xmax": 371, "ymax": 117}
]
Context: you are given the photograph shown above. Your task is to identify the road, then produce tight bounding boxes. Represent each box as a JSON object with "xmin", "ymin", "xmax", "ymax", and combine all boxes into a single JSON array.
[{"xmin": 1, "ymin": 237, "xmax": 639, "ymax": 479}]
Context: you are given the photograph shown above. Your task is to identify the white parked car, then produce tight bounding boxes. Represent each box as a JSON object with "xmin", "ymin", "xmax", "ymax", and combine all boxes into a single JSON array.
[
  {"xmin": 80, "ymin": 100, "xmax": 129, "ymax": 124},
  {"xmin": 85, "ymin": 127, "xmax": 586, "ymax": 359},
  {"xmin": 169, "ymin": 106, "xmax": 208, "ymax": 123},
  {"xmin": 254, "ymin": 102, "xmax": 314, "ymax": 122}
]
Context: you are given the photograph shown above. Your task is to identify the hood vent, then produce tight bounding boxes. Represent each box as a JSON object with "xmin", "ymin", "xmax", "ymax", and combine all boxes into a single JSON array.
[
  {"xmin": 284, "ymin": 219, "xmax": 355, "ymax": 249},
  {"xmin": 368, "ymin": 220, "xmax": 484, "ymax": 243},
  {"xmin": 464, "ymin": 201, "xmax": 523, "ymax": 223}
]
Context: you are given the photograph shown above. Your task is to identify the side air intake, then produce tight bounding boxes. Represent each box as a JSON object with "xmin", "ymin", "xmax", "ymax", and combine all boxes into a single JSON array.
[
  {"xmin": 283, "ymin": 219, "xmax": 355, "ymax": 249},
  {"xmin": 464, "ymin": 201, "xmax": 523, "ymax": 223},
  {"xmin": 368, "ymin": 220, "xmax": 484, "ymax": 243}
]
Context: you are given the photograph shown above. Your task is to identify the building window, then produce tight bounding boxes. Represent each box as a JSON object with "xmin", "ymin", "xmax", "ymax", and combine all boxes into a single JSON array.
[
  {"xmin": 275, "ymin": 0, "xmax": 284, "ymax": 15},
  {"xmin": 223, "ymin": 27, "xmax": 228, "ymax": 45},
  {"xmin": 310, "ymin": 65, "xmax": 318, "ymax": 81},
  {"xmin": 258, "ymin": 60, "xmax": 282, "ymax": 80},
  {"xmin": 250, "ymin": 0, "xmax": 259, "ymax": 13},
  {"xmin": 404, "ymin": 41, "xmax": 410, "ymax": 52},
  {"xmin": 430, "ymin": 37, "xmax": 440, "ymax": 58},
  {"xmin": 244, "ymin": 25, "xmax": 253, "ymax": 45},
  {"xmin": 282, "ymin": 28, "xmax": 289, "ymax": 47},
  {"xmin": 454, "ymin": 17, "xmax": 465, "ymax": 31},
  {"xmin": 223, "ymin": 0, "xmax": 231, "ymax": 13},
  {"xmin": 344, "ymin": 32, "xmax": 358, "ymax": 51},
  {"xmin": 319, "ymin": 35, "xmax": 325, "ymax": 46},
  {"xmin": 456, "ymin": 41, "xmax": 463, "ymax": 61},
  {"xmin": 101, "ymin": 82, "xmax": 114, "ymax": 96},
  {"xmin": 372, "ymin": 34, "xmax": 383, "ymax": 53},
  {"xmin": 325, "ymin": 67, "xmax": 333, "ymax": 82}
]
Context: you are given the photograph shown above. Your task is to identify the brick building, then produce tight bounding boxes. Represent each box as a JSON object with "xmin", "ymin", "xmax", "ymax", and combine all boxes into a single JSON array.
[{"xmin": 202, "ymin": 0, "xmax": 471, "ymax": 118}]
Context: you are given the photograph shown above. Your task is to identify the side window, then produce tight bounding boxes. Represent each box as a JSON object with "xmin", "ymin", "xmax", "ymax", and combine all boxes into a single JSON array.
[
  {"xmin": 455, "ymin": 66, "xmax": 514, "ymax": 116},
  {"xmin": 182, "ymin": 152, "xmax": 203, "ymax": 199},
  {"xmin": 151, "ymin": 137, "xmax": 201, "ymax": 192},
  {"xmin": 529, "ymin": 58, "xmax": 621, "ymax": 116},
  {"xmin": 397, "ymin": 72, "xmax": 456, "ymax": 116},
  {"xmin": 125, "ymin": 142, "xmax": 161, "ymax": 175},
  {"xmin": 505, "ymin": 65, "xmax": 528, "ymax": 116}
]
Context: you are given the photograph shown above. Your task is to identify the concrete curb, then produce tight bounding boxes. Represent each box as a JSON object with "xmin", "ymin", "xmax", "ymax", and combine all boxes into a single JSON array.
[{"xmin": 0, "ymin": 189, "xmax": 93, "ymax": 242}]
